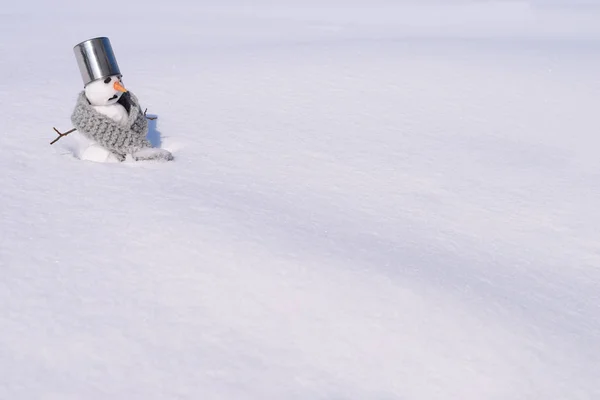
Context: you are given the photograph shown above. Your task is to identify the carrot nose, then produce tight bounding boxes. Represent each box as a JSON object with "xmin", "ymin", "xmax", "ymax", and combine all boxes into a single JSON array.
[{"xmin": 114, "ymin": 81, "xmax": 128, "ymax": 93}]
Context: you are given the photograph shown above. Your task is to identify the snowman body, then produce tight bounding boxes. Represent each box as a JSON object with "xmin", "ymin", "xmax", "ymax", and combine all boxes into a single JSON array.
[{"xmin": 73, "ymin": 76, "xmax": 173, "ymax": 162}]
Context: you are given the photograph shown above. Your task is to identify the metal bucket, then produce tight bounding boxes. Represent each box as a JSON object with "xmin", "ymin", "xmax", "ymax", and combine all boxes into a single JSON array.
[{"xmin": 73, "ymin": 37, "xmax": 122, "ymax": 87}]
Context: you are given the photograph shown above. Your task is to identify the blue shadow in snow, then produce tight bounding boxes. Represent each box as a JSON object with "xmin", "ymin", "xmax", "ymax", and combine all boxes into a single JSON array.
[{"xmin": 146, "ymin": 113, "xmax": 162, "ymax": 147}]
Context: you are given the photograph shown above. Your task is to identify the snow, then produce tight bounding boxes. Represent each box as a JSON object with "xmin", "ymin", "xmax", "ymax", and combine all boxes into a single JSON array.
[{"xmin": 1, "ymin": 0, "xmax": 600, "ymax": 399}]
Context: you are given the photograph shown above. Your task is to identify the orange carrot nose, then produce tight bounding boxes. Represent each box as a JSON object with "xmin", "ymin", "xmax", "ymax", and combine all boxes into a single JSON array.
[{"xmin": 114, "ymin": 81, "xmax": 128, "ymax": 93}]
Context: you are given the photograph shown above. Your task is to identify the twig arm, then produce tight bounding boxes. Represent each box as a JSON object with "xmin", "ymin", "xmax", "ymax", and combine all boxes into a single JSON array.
[
  {"xmin": 144, "ymin": 108, "xmax": 157, "ymax": 120},
  {"xmin": 50, "ymin": 127, "xmax": 76, "ymax": 145}
]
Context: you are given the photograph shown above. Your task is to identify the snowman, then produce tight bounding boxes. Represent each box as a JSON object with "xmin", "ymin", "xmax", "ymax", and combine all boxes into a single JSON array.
[{"xmin": 52, "ymin": 37, "xmax": 173, "ymax": 162}]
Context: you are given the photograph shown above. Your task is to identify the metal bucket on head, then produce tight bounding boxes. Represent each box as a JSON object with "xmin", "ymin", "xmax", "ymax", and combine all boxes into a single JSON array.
[{"xmin": 73, "ymin": 37, "xmax": 122, "ymax": 87}]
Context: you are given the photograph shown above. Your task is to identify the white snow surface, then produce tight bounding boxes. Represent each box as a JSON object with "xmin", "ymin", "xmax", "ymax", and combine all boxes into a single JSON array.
[{"xmin": 1, "ymin": 1, "xmax": 600, "ymax": 399}]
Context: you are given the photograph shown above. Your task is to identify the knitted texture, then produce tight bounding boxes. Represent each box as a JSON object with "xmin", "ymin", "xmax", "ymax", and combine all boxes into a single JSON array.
[{"xmin": 71, "ymin": 91, "xmax": 151, "ymax": 160}]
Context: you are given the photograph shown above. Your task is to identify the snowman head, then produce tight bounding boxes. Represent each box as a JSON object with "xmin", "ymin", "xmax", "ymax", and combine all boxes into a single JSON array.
[{"xmin": 84, "ymin": 75, "xmax": 127, "ymax": 106}]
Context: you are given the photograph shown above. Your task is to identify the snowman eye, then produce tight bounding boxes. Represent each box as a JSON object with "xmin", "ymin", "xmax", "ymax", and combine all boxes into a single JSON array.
[{"xmin": 104, "ymin": 77, "xmax": 111, "ymax": 84}]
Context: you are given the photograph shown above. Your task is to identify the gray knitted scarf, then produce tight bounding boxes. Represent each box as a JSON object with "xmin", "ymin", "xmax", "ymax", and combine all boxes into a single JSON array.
[{"xmin": 71, "ymin": 91, "xmax": 151, "ymax": 160}]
